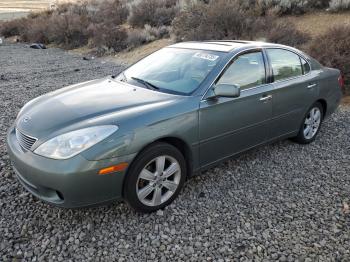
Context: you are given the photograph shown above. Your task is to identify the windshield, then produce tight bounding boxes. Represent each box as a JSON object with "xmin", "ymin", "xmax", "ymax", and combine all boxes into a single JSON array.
[{"xmin": 117, "ymin": 48, "xmax": 224, "ymax": 95}]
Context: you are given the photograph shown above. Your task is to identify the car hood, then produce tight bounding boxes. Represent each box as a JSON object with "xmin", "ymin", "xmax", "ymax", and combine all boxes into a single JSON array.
[{"xmin": 16, "ymin": 77, "xmax": 180, "ymax": 139}]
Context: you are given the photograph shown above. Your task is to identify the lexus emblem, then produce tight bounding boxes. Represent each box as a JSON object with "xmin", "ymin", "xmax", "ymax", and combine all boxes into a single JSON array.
[{"xmin": 22, "ymin": 115, "xmax": 31, "ymax": 123}]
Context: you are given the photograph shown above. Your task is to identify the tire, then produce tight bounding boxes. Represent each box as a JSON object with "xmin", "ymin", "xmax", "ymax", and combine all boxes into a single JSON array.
[
  {"xmin": 293, "ymin": 102, "xmax": 324, "ymax": 144},
  {"xmin": 123, "ymin": 142, "xmax": 187, "ymax": 213}
]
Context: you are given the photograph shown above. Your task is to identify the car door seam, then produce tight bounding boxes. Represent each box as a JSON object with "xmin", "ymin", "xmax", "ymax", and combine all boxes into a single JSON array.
[
  {"xmin": 199, "ymin": 118, "xmax": 271, "ymax": 145},
  {"xmin": 199, "ymin": 130, "xmax": 296, "ymax": 171}
]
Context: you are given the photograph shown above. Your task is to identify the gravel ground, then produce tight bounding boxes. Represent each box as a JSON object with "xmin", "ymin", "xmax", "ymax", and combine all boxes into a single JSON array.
[{"xmin": 1, "ymin": 43, "xmax": 350, "ymax": 261}]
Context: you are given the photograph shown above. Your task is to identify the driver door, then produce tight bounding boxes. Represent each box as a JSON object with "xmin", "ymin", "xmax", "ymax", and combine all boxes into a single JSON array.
[{"xmin": 199, "ymin": 50, "xmax": 273, "ymax": 168}]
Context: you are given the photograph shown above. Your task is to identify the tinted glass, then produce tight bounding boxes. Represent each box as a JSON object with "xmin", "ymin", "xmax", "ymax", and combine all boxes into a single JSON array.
[
  {"xmin": 301, "ymin": 57, "xmax": 310, "ymax": 74},
  {"xmin": 267, "ymin": 49, "xmax": 302, "ymax": 81},
  {"xmin": 217, "ymin": 51, "xmax": 266, "ymax": 89},
  {"xmin": 119, "ymin": 48, "xmax": 223, "ymax": 95}
]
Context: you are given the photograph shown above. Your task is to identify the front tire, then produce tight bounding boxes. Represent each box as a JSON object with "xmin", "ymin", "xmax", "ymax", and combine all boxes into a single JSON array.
[
  {"xmin": 293, "ymin": 102, "xmax": 323, "ymax": 144},
  {"xmin": 123, "ymin": 142, "xmax": 186, "ymax": 213}
]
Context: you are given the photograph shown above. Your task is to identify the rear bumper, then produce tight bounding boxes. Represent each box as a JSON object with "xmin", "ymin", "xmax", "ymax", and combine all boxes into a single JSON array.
[
  {"xmin": 325, "ymin": 88, "xmax": 342, "ymax": 119},
  {"xmin": 6, "ymin": 126, "xmax": 137, "ymax": 208}
]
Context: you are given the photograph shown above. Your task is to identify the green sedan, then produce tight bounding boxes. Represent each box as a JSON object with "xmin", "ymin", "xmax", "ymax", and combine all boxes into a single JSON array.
[{"xmin": 6, "ymin": 41, "xmax": 343, "ymax": 212}]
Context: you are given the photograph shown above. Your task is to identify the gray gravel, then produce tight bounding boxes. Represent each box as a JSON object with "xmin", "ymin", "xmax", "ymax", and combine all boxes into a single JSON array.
[{"xmin": 1, "ymin": 43, "xmax": 350, "ymax": 261}]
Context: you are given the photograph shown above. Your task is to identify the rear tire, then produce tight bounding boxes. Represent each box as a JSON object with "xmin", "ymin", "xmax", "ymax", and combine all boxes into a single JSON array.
[
  {"xmin": 123, "ymin": 142, "xmax": 186, "ymax": 213},
  {"xmin": 293, "ymin": 102, "xmax": 323, "ymax": 144}
]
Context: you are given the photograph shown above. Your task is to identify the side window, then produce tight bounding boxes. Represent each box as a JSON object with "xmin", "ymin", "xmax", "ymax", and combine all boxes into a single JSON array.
[
  {"xmin": 300, "ymin": 57, "xmax": 310, "ymax": 74},
  {"xmin": 267, "ymin": 49, "xmax": 302, "ymax": 81},
  {"xmin": 216, "ymin": 51, "xmax": 266, "ymax": 90}
]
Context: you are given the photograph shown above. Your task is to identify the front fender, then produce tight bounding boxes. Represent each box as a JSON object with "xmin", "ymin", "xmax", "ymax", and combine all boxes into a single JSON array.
[{"xmin": 82, "ymin": 98, "xmax": 200, "ymax": 163}]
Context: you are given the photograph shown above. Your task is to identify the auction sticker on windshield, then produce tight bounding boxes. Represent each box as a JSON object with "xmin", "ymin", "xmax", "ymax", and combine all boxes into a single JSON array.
[{"xmin": 193, "ymin": 52, "xmax": 219, "ymax": 61}]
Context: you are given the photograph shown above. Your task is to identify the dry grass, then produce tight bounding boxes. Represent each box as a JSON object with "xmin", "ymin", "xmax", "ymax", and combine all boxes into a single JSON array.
[
  {"xmin": 0, "ymin": 0, "xmax": 79, "ymax": 9},
  {"xmin": 0, "ymin": 0, "xmax": 82, "ymax": 20},
  {"xmin": 283, "ymin": 11, "xmax": 350, "ymax": 38}
]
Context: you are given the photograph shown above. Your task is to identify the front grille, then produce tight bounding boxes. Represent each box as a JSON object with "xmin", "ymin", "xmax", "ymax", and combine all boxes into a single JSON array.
[{"xmin": 15, "ymin": 128, "xmax": 37, "ymax": 151}]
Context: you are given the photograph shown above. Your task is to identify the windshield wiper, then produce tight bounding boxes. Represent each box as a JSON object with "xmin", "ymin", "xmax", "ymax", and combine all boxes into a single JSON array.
[{"xmin": 131, "ymin": 77, "xmax": 160, "ymax": 91}]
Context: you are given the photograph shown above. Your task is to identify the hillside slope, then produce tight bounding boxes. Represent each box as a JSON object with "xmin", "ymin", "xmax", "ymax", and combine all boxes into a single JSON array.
[
  {"xmin": 286, "ymin": 11, "xmax": 350, "ymax": 37},
  {"xmin": 104, "ymin": 11, "xmax": 350, "ymax": 66},
  {"xmin": 0, "ymin": 0, "xmax": 78, "ymax": 20}
]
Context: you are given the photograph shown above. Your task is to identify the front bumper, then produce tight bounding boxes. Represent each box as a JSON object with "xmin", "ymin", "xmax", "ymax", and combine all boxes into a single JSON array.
[{"xmin": 6, "ymin": 127, "xmax": 137, "ymax": 208}]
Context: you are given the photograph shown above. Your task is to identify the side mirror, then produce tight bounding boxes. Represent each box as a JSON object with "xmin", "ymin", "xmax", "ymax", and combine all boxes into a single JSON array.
[{"xmin": 213, "ymin": 84, "xmax": 240, "ymax": 98}]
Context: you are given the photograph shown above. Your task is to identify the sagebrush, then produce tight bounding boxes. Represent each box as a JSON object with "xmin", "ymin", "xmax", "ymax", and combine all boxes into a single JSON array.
[
  {"xmin": 329, "ymin": 0, "xmax": 350, "ymax": 10},
  {"xmin": 0, "ymin": 0, "xmax": 129, "ymax": 51},
  {"xmin": 128, "ymin": 0, "xmax": 179, "ymax": 27},
  {"xmin": 172, "ymin": 0, "xmax": 309, "ymax": 48},
  {"xmin": 306, "ymin": 25, "xmax": 350, "ymax": 92}
]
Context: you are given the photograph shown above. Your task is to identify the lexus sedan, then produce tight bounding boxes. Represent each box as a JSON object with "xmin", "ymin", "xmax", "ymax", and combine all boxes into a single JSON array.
[{"xmin": 7, "ymin": 41, "xmax": 343, "ymax": 212}]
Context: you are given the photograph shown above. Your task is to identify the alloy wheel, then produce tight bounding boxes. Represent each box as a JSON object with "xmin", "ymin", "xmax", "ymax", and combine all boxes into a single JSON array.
[
  {"xmin": 303, "ymin": 107, "xmax": 321, "ymax": 140},
  {"xmin": 136, "ymin": 155, "xmax": 181, "ymax": 207}
]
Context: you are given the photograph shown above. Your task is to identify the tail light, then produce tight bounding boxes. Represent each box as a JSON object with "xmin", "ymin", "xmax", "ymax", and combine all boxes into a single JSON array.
[{"xmin": 338, "ymin": 73, "xmax": 345, "ymax": 93}]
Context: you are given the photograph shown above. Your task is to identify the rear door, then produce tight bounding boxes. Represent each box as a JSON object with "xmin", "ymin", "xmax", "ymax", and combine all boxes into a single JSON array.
[
  {"xmin": 265, "ymin": 48, "xmax": 319, "ymax": 139},
  {"xmin": 199, "ymin": 50, "xmax": 273, "ymax": 168}
]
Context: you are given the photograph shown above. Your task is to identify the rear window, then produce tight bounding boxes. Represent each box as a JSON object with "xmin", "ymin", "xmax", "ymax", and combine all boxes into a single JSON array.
[
  {"xmin": 309, "ymin": 57, "xmax": 322, "ymax": 70},
  {"xmin": 267, "ymin": 49, "xmax": 302, "ymax": 81}
]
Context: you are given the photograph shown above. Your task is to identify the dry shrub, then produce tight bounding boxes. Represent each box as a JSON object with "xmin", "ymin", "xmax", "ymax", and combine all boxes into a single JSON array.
[
  {"xmin": 269, "ymin": 0, "xmax": 309, "ymax": 15},
  {"xmin": 90, "ymin": 0, "xmax": 128, "ymax": 25},
  {"xmin": 329, "ymin": 0, "xmax": 350, "ymax": 10},
  {"xmin": 306, "ymin": 25, "xmax": 350, "ymax": 91},
  {"xmin": 126, "ymin": 24, "xmax": 170, "ymax": 49},
  {"xmin": 217, "ymin": 0, "xmax": 308, "ymax": 15},
  {"xmin": 86, "ymin": 0, "xmax": 129, "ymax": 53},
  {"xmin": 18, "ymin": 10, "xmax": 90, "ymax": 48},
  {"xmin": 308, "ymin": 0, "xmax": 331, "ymax": 8},
  {"xmin": 47, "ymin": 13, "xmax": 90, "ymax": 48},
  {"xmin": 144, "ymin": 24, "xmax": 170, "ymax": 39},
  {"xmin": 0, "ymin": 13, "xmax": 52, "ymax": 42},
  {"xmin": 172, "ymin": 1, "xmax": 264, "ymax": 41},
  {"xmin": 222, "ymin": 0, "xmax": 332, "ymax": 15},
  {"xmin": 87, "ymin": 23, "xmax": 127, "ymax": 52},
  {"xmin": 0, "ymin": 18, "xmax": 27, "ymax": 38},
  {"xmin": 21, "ymin": 17, "xmax": 50, "ymax": 43},
  {"xmin": 172, "ymin": 0, "xmax": 308, "ymax": 46},
  {"xmin": 126, "ymin": 28, "xmax": 151, "ymax": 49},
  {"xmin": 266, "ymin": 20, "xmax": 310, "ymax": 47},
  {"xmin": 128, "ymin": 0, "xmax": 179, "ymax": 28},
  {"xmin": 0, "ymin": 0, "xmax": 128, "ymax": 50},
  {"xmin": 171, "ymin": 3, "xmax": 207, "ymax": 41}
]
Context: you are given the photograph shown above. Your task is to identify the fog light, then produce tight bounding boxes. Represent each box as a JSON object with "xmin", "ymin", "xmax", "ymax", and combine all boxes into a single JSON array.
[{"xmin": 98, "ymin": 163, "xmax": 128, "ymax": 175}]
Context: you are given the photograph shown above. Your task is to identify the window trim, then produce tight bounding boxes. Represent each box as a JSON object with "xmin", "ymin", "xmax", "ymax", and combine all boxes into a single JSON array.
[
  {"xmin": 201, "ymin": 48, "xmax": 268, "ymax": 100},
  {"xmin": 265, "ymin": 47, "xmax": 312, "ymax": 84},
  {"xmin": 300, "ymin": 56, "xmax": 310, "ymax": 75},
  {"xmin": 299, "ymin": 57, "xmax": 305, "ymax": 75}
]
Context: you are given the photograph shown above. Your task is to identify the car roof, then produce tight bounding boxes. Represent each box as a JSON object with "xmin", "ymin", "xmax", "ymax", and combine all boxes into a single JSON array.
[{"xmin": 168, "ymin": 40, "xmax": 291, "ymax": 53}]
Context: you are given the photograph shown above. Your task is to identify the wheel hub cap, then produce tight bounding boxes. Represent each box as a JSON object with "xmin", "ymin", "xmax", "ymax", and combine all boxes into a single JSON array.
[
  {"xmin": 303, "ymin": 107, "xmax": 321, "ymax": 140},
  {"xmin": 136, "ymin": 155, "xmax": 181, "ymax": 207}
]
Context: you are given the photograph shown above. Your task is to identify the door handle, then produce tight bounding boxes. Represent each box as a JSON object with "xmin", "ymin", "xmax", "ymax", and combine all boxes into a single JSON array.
[
  {"xmin": 307, "ymin": 83, "xmax": 317, "ymax": 89},
  {"xmin": 259, "ymin": 95, "xmax": 272, "ymax": 102}
]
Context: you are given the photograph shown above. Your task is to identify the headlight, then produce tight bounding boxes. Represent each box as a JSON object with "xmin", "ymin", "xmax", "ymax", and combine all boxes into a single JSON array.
[{"xmin": 34, "ymin": 125, "xmax": 118, "ymax": 159}]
